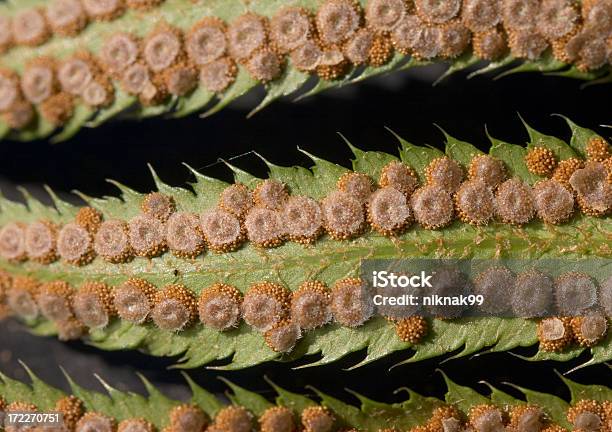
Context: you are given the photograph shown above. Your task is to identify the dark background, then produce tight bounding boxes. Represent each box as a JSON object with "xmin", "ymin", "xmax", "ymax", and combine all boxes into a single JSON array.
[{"xmin": 0, "ymin": 65, "xmax": 610, "ymax": 404}]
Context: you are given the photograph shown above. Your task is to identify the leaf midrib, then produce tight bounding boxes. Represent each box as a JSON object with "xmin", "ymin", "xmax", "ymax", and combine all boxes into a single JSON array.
[{"xmin": 2, "ymin": 216, "xmax": 607, "ymax": 291}]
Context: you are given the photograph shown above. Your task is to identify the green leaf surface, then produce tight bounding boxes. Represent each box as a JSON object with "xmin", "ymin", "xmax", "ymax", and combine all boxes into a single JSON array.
[
  {"xmin": 520, "ymin": 116, "xmax": 577, "ymax": 160},
  {"xmin": 495, "ymin": 52, "xmax": 566, "ymax": 79},
  {"xmin": 559, "ymin": 115, "xmax": 607, "ymax": 158},
  {"xmin": 485, "ymin": 383, "xmax": 523, "ymax": 407},
  {"xmin": 3, "ymin": 365, "xmax": 605, "ymax": 432},
  {"xmin": 223, "ymin": 379, "xmax": 274, "ymax": 416},
  {"xmin": 442, "ymin": 372, "xmax": 489, "ymax": 412},
  {"xmin": 392, "ymin": 129, "xmax": 444, "ymax": 182},
  {"xmin": 183, "ymin": 373, "xmax": 224, "ymax": 417},
  {"xmin": 442, "ymin": 128, "xmax": 484, "ymax": 168},
  {"xmin": 345, "ymin": 135, "xmax": 398, "ymax": 181},
  {"xmin": 0, "ymin": 122, "xmax": 610, "ymax": 370},
  {"xmin": 0, "ymin": 0, "xmax": 608, "ymax": 142},
  {"xmin": 51, "ymin": 106, "xmax": 95, "ymax": 144},
  {"xmin": 267, "ymin": 378, "xmax": 317, "ymax": 414},
  {"xmin": 172, "ymin": 87, "xmax": 215, "ymax": 119},
  {"xmin": 560, "ymin": 374, "xmax": 612, "ymax": 404},
  {"xmin": 505, "ymin": 383, "xmax": 571, "ymax": 428},
  {"xmin": 488, "ymin": 133, "xmax": 540, "ymax": 184}
]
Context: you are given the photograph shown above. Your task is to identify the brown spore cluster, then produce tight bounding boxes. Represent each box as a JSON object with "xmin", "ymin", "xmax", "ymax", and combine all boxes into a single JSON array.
[
  {"xmin": 94, "ymin": 219, "xmax": 133, "ymax": 263},
  {"xmin": 198, "ymin": 283, "xmax": 242, "ymax": 331},
  {"xmin": 75, "ymin": 412, "xmax": 117, "ymax": 432},
  {"xmin": 301, "ymin": 406, "xmax": 335, "ymax": 432},
  {"xmin": 25, "ymin": 220, "xmax": 58, "ymax": 264},
  {"xmin": 72, "ymin": 281, "xmax": 115, "ymax": 329},
  {"xmin": 282, "ymin": 195, "xmax": 324, "ymax": 244},
  {"xmin": 454, "ymin": 179, "xmax": 495, "ymax": 226},
  {"xmin": 128, "ymin": 214, "xmax": 168, "ymax": 258},
  {"xmin": 425, "ymin": 157, "xmax": 465, "ymax": 193},
  {"xmin": 200, "ymin": 208, "xmax": 245, "ymax": 253},
  {"xmin": 494, "ymin": 178, "xmax": 535, "ymax": 225},
  {"xmin": 6, "ymin": 275, "xmax": 40, "ymax": 320},
  {"xmin": 537, "ymin": 316, "xmax": 574, "ymax": 352},
  {"xmin": 57, "ymin": 222, "xmax": 95, "ymax": 266},
  {"xmin": 151, "ymin": 283, "xmax": 198, "ymax": 331},
  {"xmin": 208, "ymin": 406, "xmax": 253, "ymax": 432},
  {"xmin": 36, "ymin": 280, "xmax": 75, "ymax": 322},
  {"xmin": 567, "ymin": 400, "xmax": 605, "ymax": 432},
  {"xmin": 393, "ymin": 316, "xmax": 428, "ymax": 344},
  {"xmin": 168, "ymin": 404, "xmax": 209, "ymax": 432},
  {"xmin": 532, "ymin": 179, "xmax": 575, "ymax": 224},
  {"xmin": 508, "ymin": 405, "xmax": 545, "ymax": 432},
  {"xmin": 468, "ymin": 404, "xmax": 507, "ymax": 432},
  {"xmin": 165, "ymin": 212, "xmax": 206, "ymax": 258},
  {"xmin": 291, "ymin": 280, "xmax": 332, "ymax": 331},
  {"xmin": 244, "ymin": 207, "xmax": 286, "ymax": 248},
  {"xmin": 525, "ymin": 147, "xmax": 558, "ymax": 177},
  {"xmin": 367, "ymin": 186, "xmax": 413, "ymax": 235},
  {"xmin": 113, "ymin": 278, "xmax": 157, "ymax": 324},
  {"xmin": 411, "ymin": 185, "xmax": 455, "ymax": 229},
  {"xmin": 242, "ymin": 282, "xmax": 291, "ymax": 332},
  {"xmin": 264, "ymin": 318, "xmax": 301, "ymax": 352},
  {"xmin": 259, "ymin": 406, "xmax": 296, "ymax": 432},
  {"xmin": 379, "ymin": 161, "xmax": 420, "ymax": 197},
  {"xmin": 321, "ymin": 190, "xmax": 367, "ymax": 240},
  {"xmin": 468, "ymin": 154, "xmax": 507, "ymax": 189},
  {"xmin": 331, "ymin": 277, "xmax": 373, "ymax": 328},
  {"xmin": 552, "ymin": 157, "xmax": 584, "ymax": 189},
  {"xmin": 570, "ymin": 314, "xmax": 608, "ymax": 347}
]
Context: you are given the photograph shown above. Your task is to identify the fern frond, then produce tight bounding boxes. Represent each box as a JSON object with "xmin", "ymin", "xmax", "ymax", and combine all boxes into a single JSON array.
[
  {"xmin": 0, "ymin": 0, "xmax": 610, "ymax": 142},
  {"xmin": 0, "ymin": 363, "xmax": 610, "ymax": 432},
  {"xmin": 0, "ymin": 117, "xmax": 610, "ymax": 370}
]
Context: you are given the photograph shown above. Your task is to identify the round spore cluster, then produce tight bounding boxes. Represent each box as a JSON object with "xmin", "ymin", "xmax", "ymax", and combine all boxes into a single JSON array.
[
  {"xmin": 198, "ymin": 283, "xmax": 242, "ymax": 331},
  {"xmin": 512, "ymin": 269, "xmax": 554, "ymax": 318},
  {"xmin": 331, "ymin": 278, "xmax": 374, "ymax": 327},
  {"xmin": 72, "ymin": 281, "xmax": 115, "ymax": 329},
  {"xmin": 264, "ymin": 319, "xmax": 301, "ymax": 353},
  {"xmin": 532, "ymin": 179, "xmax": 575, "ymax": 224},
  {"xmin": 291, "ymin": 280, "xmax": 332, "ymax": 331},
  {"xmin": 151, "ymin": 284, "xmax": 198, "ymax": 331},
  {"xmin": 537, "ymin": 316, "xmax": 574, "ymax": 352},
  {"xmin": 113, "ymin": 278, "xmax": 157, "ymax": 324},
  {"xmin": 367, "ymin": 186, "xmax": 413, "ymax": 235},
  {"xmin": 411, "ymin": 185, "xmax": 455, "ymax": 229},
  {"xmin": 0, "ymin": 138, "xmax": 609, "ymax": 271},
  {"xmin": 379, "ymin": 161, "xmax": 419, "ymax": 197},
  {"xmin": 473, "ymin": 267, "xmax": 515, "ymax": 315},
  {"xmin": 242, "ymin": 282, "xmax": 291, "ymax": 332},
  {"xmin": 425, "ymin": 157, "xmax": 464, "ymax": 193},
  {"xmin": 337, "ymin": 172, "xmax": 375, "ymax": 204},
  {"xmin": 525, "ymin": 147, "xmax": 558, "ymax": 177},
  {"xmin": 454, "ymin": 180, "xmax": 495, "ymax": 226},
  {"xmin": 426, "ymin": 267, "xmax": 472, "ymax": 319},
  {"xmin": 468, "ymin": 154, "xmax": 507, "ymax": 189},
  {"xmin": 569, "ymin": 162, "xmax": 611, "ymax": 216},
  {"xmin": 554, "ymin": 272, "xmax": 598, "ymax": 316},
  {"xmin": 321, "ymin": 190, "xmax": 366, "ymax": 240},
  {"xmin": 494, "ymin": 178, "xmax": 535, "ymax": 225}
]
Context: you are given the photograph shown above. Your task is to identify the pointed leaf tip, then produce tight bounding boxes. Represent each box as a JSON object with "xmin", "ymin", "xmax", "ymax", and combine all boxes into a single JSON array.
[{"xmin": 220, "ymin": 377, "xmax": 273, "ymax": 416}]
